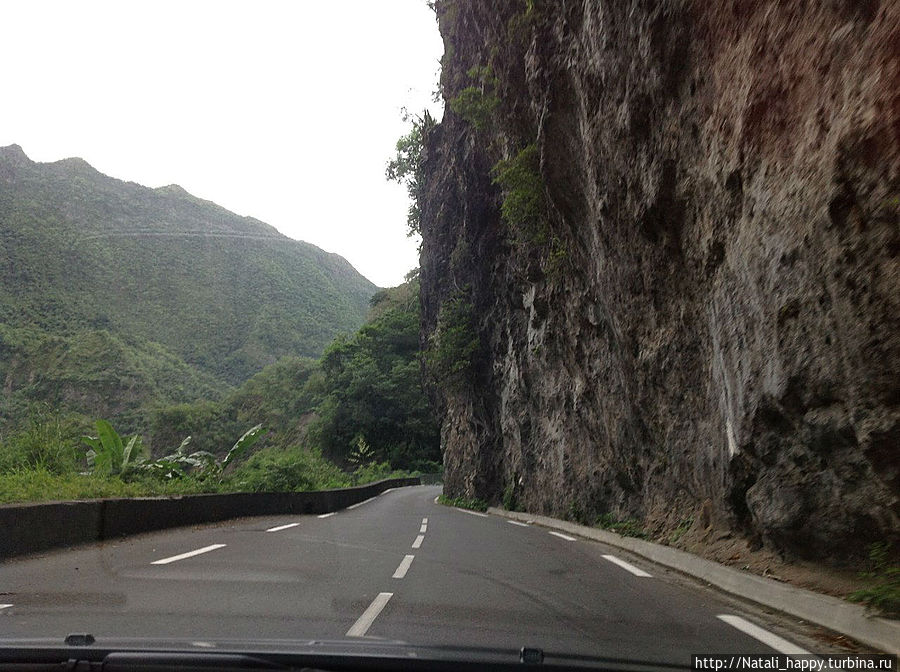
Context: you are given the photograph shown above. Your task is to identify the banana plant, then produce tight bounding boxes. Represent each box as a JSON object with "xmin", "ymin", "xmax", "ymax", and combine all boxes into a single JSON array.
[
  {"xmin": 348, "ymin": 434, "xmax": 375, "ymax": 466},
  {"xmin": 81, "ymin": 420, "xmax": 145, "ymax": 475},
  {"xmin": 221, "ymin": 424, "xmax": 264, "ymax": 472},
  {"xmin": 140, "ymin": 436, "xmax": 208, "ymax": 479},
  {"xmin": 83, "ymin": 420, "xmax": 264, "ymax": 481},
  {"xmin": 144, "ymin": 424, "xmax": 264, "ymax": 480}
]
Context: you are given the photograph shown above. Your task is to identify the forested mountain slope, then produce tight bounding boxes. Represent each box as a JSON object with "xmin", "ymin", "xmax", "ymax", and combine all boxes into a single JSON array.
[{"xmin": 0, "ymin": 144, "xmax": 375, "ymax": 429}]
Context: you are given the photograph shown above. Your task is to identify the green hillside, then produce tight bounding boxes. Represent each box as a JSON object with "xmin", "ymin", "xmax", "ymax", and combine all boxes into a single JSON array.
[
  {"xmin": 0, "ymin": 144, "xmax": 376, "ymax": 431},
  {"xmin": 0, "ymin": 278, "xmax": 440, "ymax": 503},
  {"xmin": 148, "ymin": 278, "xmax": 441, "ymax": 468}
]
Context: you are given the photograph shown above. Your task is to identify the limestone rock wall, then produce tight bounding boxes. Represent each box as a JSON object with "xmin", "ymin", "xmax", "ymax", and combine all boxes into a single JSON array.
[{"xmin": 419, "ymin": 0, "xmax": 898, "ymax": 560}]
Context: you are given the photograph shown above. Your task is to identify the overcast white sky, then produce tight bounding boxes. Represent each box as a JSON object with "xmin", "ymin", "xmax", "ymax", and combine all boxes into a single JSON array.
[{"xmin": 0, "ymin": 0, "xmax": 443, "ymax": 287}]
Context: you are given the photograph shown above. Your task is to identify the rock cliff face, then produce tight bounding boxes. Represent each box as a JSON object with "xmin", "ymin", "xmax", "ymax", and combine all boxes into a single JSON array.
[{"xmin": 419, "ymin": 0, "xmax": 898, "ymax": 561}]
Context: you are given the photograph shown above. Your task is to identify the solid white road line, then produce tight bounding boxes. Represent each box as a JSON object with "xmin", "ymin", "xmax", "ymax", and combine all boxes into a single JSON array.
[
  {"xmin": 266, "ymin": 522, "xmax": 300, "ymax": 532},
  {"xmin": 151, "ymin": 544, "xmax": 226, "ymax": 565},
  {"xmin": 507, "ymin": 520, "xmax": 529, "ymax": 527},
  {"xmin": 0, "ymin": 604, "xmax": 12, "ymax": 610},
  {"xmin": 347, "ymin": 497, "xmax": 376, "ymax": 510},
  {"xmin": 346, "ymin": 592, "xmax": 393, "ymax": 637},
  {"xmin": 392, "ymin": 554, "xmax": 415, "ymax": 579},
  {"xmin": 380, "ymin": 488, "xmax": 395, "ymax": 495},
  {"xmin": 317, "ymin": 512, "xmax": 336, "ymax": 519},
  {"xmin": 412, "ymin": 534, "xmax": 425, "ymax": 549},
  {"xmin": 717, "ymin": 615, "xmax": 809, "ymax": 654},
  {"xmin": 548, "ymin": 531, "xmax": 577, "ymax": 541},
  {"xmin": 454, "ymin": 507, "xmax": 488, "ymax": 517},
  {"xmin": 601, "ymin": 554, "xmax": 652, "ymax": 577}
]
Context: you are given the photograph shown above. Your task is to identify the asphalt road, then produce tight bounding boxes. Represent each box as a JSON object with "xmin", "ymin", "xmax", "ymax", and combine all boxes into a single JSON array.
[{"xmin": 0, "ymin": 485, "xmax": 829, "ymax": 662}]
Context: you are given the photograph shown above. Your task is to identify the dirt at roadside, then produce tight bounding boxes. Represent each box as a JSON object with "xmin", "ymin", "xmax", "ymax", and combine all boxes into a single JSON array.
[{"xmin": 678, "ymin": 526, "xmax": 866, "ymax": 594}]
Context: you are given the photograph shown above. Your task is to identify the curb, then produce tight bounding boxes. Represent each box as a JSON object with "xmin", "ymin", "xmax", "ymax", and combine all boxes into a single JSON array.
[{"xmin": 487, "ymin": 507, "xmax": 900, "ymax": 654}]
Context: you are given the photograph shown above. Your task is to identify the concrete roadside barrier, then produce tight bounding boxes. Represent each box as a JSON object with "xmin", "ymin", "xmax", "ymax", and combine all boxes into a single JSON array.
[{"xmin": 0, "ymin": 476, "xmax": 420, "ymax": 561}]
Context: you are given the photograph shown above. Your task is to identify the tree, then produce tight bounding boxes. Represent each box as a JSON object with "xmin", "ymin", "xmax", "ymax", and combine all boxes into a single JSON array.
[
  {"xmin": 308, "ymin": 280, "xmax": 440, "ymax": 470},
  {"xmin": 386, "ymin": 110, "xmax": 435, "ymax": 237}
]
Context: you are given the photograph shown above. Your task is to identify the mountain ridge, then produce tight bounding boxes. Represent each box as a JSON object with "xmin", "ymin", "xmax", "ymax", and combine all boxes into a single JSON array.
[{"xmin": 0, "ymin": 144, "xmax": 376, "ymax": 431}]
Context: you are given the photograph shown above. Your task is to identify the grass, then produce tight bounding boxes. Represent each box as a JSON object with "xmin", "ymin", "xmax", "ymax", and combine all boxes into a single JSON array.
[
  {"xmin": 848, "ymin": 542, "xmax": 899, "ymax": 618},
  {"xmin": 501, "ymin": 481, "xmax": 518, "ymax": 511},
  {"xmin": 669, "ymin": 517, "xmax": 693, "ymax": 544},
  {"xmin": 0, "ymin": 468, "xmax": 223, "ymax": 503},
  {"xmin": 437, "ymin": 494, "xmax": 489, "ymax": 512},
  {"xmin": 595, "ymin": 512, "xmax": 648, "ymax": 539},
  {"xmin": 0, "ymin": 445, "xmax": 418, "ymax": 505}
]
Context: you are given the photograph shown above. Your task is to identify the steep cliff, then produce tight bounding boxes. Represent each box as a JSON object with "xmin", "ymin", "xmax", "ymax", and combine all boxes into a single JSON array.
[{"xmin": 419, "ymin": 0, "xmax": 898, "ymax": 562}]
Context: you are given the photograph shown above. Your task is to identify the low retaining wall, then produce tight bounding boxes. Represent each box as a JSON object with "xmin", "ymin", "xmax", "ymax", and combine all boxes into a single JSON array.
[
  {"xmin": 419, "ymin": 472, "xmax": 443, "ymax": 485},
  {"xmin": 0, "ymin": 477, "xmax": 420, "ymax": 561}
]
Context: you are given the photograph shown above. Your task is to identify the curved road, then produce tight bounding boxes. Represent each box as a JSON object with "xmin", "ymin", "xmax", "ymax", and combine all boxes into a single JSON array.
[{"xmin": 0, "ymin": 485, "xmax": 832, "ymax": 661}]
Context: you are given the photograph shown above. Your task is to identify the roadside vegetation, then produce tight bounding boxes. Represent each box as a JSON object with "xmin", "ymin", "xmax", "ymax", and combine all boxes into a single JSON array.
[
  {"xmin": 437, "ymin": 494, "xmax": 489, "ymax": 512},
  {"xmin": 0, "ymin": 279, "xmax": 439, "ymax": 504},
  {"xmin": 0, "ymin": 417, "xmax": 416, "ymax": 505},
  {"xmin": 594, "ymin": 513, "xmax": 648, "ymax": 539},
  {"xmin": 848, "ymin": 542, "xmax": 900, "ymax": 617}
]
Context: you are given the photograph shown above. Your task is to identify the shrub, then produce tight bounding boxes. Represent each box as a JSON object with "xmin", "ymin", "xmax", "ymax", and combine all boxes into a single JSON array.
[
  {"xmin": 438, "ymin": 494, "xmax": 489, "ymax": 512},
  {"xmin": 386, "ymin": 110, "xmax": 436, "ymax": 237},
  {"xmin": 425, "ymin": 290, "xmax": 479, "ymax": 388},
  {"xmin": 230, "ymin": 446, "xmax": 349, "ymax": 493},
  {"xmin": 351, "ymin": 461, "xmax": 407, "ymax": 486},
  {"xmin": 0, "ymin": 467, "xmax": 222, "ymax": 504},
  {"xmin": 449, "ymin": 66, "xmax": 500, "ymax": 131},
  {"xmin": 492, "ymin": 144, "xmax": 549, "ymax": 245},
  {"xmin": 492, "ymin": 145, "xmax": 570, "ymax": 273}
]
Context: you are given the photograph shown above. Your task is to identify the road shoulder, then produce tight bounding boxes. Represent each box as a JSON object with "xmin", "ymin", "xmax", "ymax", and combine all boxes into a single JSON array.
[{"xmin": 487, "ymin": 507, "xmax": 899, "ymax": 654}]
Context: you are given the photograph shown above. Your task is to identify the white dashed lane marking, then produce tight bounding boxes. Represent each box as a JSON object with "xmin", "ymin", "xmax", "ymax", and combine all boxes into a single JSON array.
[
  {"xmin": 266, "ymin": 522, "xmax": 299, "ymax": 532},
  {"xmin": 346, "ymin": 592, "xmax": 393, "ymax": 637},
  {"xmin": 507, "ymin": 520, "xmax": 529, "ymax": 527},
  {"xmin": 392, "ymin": 554, "xmax": 415, "ymax": 579},
  {"xmin": 317, "ymin": 512, "xmax": 336, "ymax": 518},
  {"xmin": 454, "ymin": 508, "xmax": 488, "ymax": 518},
  {"xmin": 0, "ymin": 605, "xmax": 12, "ymax": 611},
  {"xmin": 347, "ymin": 497, "xmax": 376, "ymax": 510},
  {"xmin": 412, "ymin": 534, "xmax": 425, "ymax": 549},
  {"xmin": 717, "ymin": 615, "xmax": 809, "ymax": 654},
  {"xmin": 151, "ymin": 544, "xmax": 227, "ymax": 565},
  {"xmin": 548, "ymin": 531, "xmax": 577, "ymax": 542},
  {"xmin": 601, "ymin": 554, "xmax": 651, "ymax": 577}
]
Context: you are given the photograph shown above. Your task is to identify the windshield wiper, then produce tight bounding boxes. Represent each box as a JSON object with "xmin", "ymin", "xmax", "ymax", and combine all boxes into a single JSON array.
[{"xmin": 0, "ymin": 636, "xmax": 694, "ymax": 672}]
